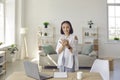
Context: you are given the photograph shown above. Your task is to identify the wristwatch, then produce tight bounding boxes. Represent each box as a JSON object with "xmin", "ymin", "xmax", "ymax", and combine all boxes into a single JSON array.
[{"xmin": 68, "ymin": 46, "xmax": 71, "ymax": 49}]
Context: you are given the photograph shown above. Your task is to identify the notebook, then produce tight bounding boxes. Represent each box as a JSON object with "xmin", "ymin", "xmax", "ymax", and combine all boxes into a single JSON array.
[
  {"xmin": 23, "ymin": 61, "xmax": 53, "ymax": 80},
  {"xmin": 54, "ymin": 72, "xmax": 67, "ymax": 78}
]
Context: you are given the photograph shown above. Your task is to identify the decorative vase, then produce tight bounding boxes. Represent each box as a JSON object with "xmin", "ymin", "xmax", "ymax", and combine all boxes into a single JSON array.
[
  {"xmin": 89, "ymin": 25, "xmax": 92, "ymax": 28},
  {"xmin": 44, "ymin": 33, "xmax": 47, "ymax": 36}
]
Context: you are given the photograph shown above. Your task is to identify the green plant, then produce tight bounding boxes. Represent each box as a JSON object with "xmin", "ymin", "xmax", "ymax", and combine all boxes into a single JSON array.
[
  {"xmin": 114, "ymin": 37, "xmax": 119, "ymax": 40},
  {"xmin": 88, "ymin": 20, "xmax": 93, "ymax": 25},
  {"xmin": 0, "ymin": 42, "xmax": 2, "ymax": 45},
  {"xmin": 88, "ymin": 20, "xmax": 94, "ymax": 28},
  {"xmin": 43, "ymin": 22, "xmax": 49, "ymax": 26},
  {"xmin": 8, "ymin": 44, "xmax": 18, "ymax": 54},
  {"xmin": 43, "ymin": 22, "xmax": 49, "ymax": 28}
]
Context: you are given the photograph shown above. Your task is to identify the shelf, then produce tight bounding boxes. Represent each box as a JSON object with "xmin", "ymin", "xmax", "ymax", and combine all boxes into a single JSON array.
[
  {"xmin": 0, "ymin": 70, "xmax": 5, "ymax": 75},
  {"xmin": 38, "ymin": 26, "xmax": 55, "ymax": 46},
  {"xmin": 82, "ymin": 27, "xmax": 98, "ymax": 43},
  {"xmin": 41, "ymin": 36, "xmax": 53, "ymax": 39},
  {"xmin": 0, "ymin": 51, "xmax": 6, "ymax": 76},
  {"xmin": 84, "ymin": 36, "xmax": 97, "ymax": 39},
  {"xmin": 0, "ymin": 61, "xmax": 5, "ymax": 65},
  {"xmin": 82, "ymin": 27, "xmax": 98, "ymax": 51}
]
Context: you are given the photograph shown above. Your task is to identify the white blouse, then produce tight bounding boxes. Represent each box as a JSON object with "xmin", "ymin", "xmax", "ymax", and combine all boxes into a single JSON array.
[{"xmin": 56, "ymin": 34, "xmax": 79, "ymax": 71}]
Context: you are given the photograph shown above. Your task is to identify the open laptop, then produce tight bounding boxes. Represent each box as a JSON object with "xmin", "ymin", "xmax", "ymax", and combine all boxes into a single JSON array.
[{"xmin": 23, "ymin": 61, "xmax": 53, "ymax": 80}]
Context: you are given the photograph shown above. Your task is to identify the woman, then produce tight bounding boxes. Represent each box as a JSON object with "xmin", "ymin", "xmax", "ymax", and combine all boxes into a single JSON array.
[{"xmin": 56, "ymin": 21, "xmax": 79, "ymax": 72}]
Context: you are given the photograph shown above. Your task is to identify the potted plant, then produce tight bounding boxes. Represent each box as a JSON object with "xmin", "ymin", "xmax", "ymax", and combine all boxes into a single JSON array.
[
  {"xmin": 8, "ymin": 44, "xmax": 18, "ymax": 54},
  {"xmin": 114, "ymin": 37, "xmax": 119, "ymax": 40},
  {"xmin": 88, "ymin": 20, "xmax": 94, "ymax": 28},
  {"xmin": 44, "ymin": 32, "xmax": 48, "ymax": 36},
  {"xmin": 43, "ymin": 22, "xmax": 49, "ymax": 28},
  {"xmin": 7, "ymin": 44, "xmax": 18, "ymax": 62},
  {"xmin": 0, "ymin": 42, "xmax": 2, "ymax": 45}
]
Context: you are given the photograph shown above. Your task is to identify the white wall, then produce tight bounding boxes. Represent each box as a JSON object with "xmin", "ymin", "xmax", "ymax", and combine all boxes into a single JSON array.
[{"xmin": 20, "ymin": 0, "xmax": 120, "ymax": 58}]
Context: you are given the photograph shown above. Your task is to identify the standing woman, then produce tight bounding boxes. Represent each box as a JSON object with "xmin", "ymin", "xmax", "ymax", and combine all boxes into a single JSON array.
[{"xmin": 56, "ymin": 21, "xmax": 79, "ymax": 72}]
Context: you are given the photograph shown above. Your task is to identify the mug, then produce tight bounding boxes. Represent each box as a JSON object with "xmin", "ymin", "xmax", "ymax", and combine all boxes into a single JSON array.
[{"xmin": 77, "ymin": 71, "xmax": 83, "ymax": 80}]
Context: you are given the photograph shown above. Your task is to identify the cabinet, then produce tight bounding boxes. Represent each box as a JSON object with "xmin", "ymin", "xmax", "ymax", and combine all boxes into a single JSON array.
[
  {"xmin": 0, "ymin": 51, "xmax": 6, "ymax": 75},
  {"xmin": 38, "ymin": 26, "xmax": 55, "ymax": 49},
  {"xmin": 82, "ymin": 27, "xmax": 98, "ymax": 51}
]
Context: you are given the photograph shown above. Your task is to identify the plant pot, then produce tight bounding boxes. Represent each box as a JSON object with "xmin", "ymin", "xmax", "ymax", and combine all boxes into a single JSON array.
[
  {"xmin": 89, "ymin": 25, "xmax": 92, "ymax": 28},
  {"xmin": 45, "ymin": 25, "xmax": 48, "ymax": 28},
  {"xmin": 44, "ymin": 33, "xmax": 47, "ymax": 36},
  {"xmin": 10, "ymin": 54, "xmax": 16, "ymax": 62}
]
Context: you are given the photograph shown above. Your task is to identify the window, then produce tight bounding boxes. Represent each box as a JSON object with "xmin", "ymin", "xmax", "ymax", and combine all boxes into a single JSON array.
[
  {"xmin": 0, "ymin": 0, "xmax": 15, "ymax": 46},
  {"xmin": 107, "ymin": 0, "xmax": 120, "ymax": 40},
  {"xmin": 0, "ymin": 3, "xmax": 4, "ymax": 43}
]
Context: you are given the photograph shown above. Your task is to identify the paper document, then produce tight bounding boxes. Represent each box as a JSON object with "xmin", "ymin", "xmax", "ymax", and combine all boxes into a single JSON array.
[{"xmin": 54, "ymin": 72, "xmax": 67, "ymax": 78}]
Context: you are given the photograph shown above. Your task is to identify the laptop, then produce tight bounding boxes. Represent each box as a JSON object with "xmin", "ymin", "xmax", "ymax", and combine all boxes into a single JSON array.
[{"xmin": 23, "ymin": 61, "xmax": 53, "ymax": 80}]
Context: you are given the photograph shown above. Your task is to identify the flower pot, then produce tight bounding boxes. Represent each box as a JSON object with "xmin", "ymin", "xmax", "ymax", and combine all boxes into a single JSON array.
[
  {"xmin": 44, "ymin": 33, "xmax": 47, "ymax": 36},
  {"xmin": 10, "ymin": 54, "xmax": 16, "ymax": 62},
  {"xmin": 45, "ymin": 25, "xmax": 48, "ymax": 28},
  {"xmin": 89, "ymin": 25, "xmax": 92, "ymax": 28},
  {"xmin": 6, "ymin": 51, "xmax": 17, "ymax": 62}
]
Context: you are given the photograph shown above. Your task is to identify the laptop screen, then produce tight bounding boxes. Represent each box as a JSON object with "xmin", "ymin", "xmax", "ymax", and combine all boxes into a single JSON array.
[{"xmin": 24, "ymin": 61, "xmax": 40, "ymax": 80}]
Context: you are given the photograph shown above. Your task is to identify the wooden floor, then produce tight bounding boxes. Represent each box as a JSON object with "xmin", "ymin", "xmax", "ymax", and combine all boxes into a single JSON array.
[{"xmin": 0, "ymin": 58, "xmax": 120, "ymax": 80}]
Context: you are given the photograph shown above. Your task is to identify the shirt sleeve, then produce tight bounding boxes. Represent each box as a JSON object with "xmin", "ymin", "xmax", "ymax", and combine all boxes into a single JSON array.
[{"xmin": 56, "ymin": 37, "xmax": 62, "ymax": 54}]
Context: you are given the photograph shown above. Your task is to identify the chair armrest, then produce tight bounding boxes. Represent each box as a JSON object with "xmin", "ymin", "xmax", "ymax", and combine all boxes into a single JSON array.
[{"xmin": 89, "ymin": 51, "xmax": 97, "ymax": 57}]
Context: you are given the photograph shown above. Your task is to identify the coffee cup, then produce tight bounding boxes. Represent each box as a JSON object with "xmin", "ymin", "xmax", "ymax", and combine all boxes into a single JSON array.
[{"xmin": 77, "ymin": 71, "xmax": 83, "ymax": 80}]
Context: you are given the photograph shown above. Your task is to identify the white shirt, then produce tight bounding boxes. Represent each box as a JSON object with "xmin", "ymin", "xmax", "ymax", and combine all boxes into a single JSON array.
[{"xmin": 56, "ymin": 34, "xmax": 79, "ymax": 71}]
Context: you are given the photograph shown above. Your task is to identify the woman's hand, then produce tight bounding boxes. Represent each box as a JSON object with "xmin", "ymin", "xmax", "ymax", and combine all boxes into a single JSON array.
[
  {"xmin": 59, "ymin": 39, "xmax": 72, "ymax": 53},
  {"xmin": 58, "ymin": 39, "xmax": 68, "ymax": 54},
  {"xmin": 60, "ymin": 39, "xmax": 69, "ymax": 47},
  {"xmin": 62, "ymin": 39, "xmax": 72, "ymax": 50}
]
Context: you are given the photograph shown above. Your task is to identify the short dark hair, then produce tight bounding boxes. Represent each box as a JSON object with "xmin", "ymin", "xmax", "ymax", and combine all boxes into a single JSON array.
[{"xmin": 60, "ymin": 21, "xmax": 73, "ymax": 34}]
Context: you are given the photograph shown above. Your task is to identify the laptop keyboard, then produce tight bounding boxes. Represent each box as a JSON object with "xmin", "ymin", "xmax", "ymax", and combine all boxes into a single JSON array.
[{"xmin": 39, "ymin": 73, "xmax": 53, "ymax": 79}]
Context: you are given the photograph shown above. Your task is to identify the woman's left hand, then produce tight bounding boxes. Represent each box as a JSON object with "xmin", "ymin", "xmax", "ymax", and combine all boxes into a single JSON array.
[{"xmin": 64, "ymin": 40, "xmax": 69, "ymax": 46}]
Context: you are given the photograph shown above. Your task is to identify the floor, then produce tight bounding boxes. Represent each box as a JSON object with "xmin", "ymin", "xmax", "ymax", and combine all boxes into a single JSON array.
[
  {"xmin": 0, "ymin": 58, "xmax": 120, "ymax": 80},
  {"xmin": 0, "ymin": 60, "xmax": 25, "ymax": 80}
]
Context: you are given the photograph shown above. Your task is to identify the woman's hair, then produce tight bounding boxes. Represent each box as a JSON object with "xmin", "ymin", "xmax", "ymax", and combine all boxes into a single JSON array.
[{"xmin": 60, "ymin": 21, "xmax": 73, "ymax": 34}]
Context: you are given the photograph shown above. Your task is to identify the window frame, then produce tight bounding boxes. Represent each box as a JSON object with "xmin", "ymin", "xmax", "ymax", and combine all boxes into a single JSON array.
[
  {"xmin": 0, "ymin": 0, "xmax": 16, "ymax": 47},
  {"xmin": 107, "ymin": 0, "xmax": 120, "ymax": 41},
  {"xmin": 0, "ymin": 2, "xmax": 5, "ymax": 44}
]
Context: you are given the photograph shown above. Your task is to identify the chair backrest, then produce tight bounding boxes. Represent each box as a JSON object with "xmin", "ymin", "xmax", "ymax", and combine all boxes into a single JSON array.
[{"xmin": 90, "ymin": 59, "xmax": 110, "ymax": 80}]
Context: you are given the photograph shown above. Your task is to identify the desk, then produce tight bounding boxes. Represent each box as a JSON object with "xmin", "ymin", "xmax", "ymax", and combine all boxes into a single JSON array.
[{"xmin": 6, "ymin": 72, "xmax": 102, "ymax": 80}]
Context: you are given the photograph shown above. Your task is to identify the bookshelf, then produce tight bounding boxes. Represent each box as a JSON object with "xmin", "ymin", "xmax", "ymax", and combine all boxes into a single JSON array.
[
  {"xmin": 82, "ymin": 27, "xmax": 98, "ymax": 51},
  {"xmin": 0, "ymin": 51, "xmax": 6, "ymax": 75}
]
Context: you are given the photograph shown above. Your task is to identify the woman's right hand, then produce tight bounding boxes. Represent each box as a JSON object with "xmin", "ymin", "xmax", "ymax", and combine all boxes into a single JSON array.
[
  {"xmin": 58, "ymin": 39, "xmax": 67, "ymax": 54},
  {"xmin": 60, "ymin": 39, "xmax": 69, "ymax": 47}
]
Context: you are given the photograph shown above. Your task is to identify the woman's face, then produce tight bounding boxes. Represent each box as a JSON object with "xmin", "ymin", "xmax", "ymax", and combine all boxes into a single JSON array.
[{"xmin": 62, "ymin": 23, "xmax": 70, "ymax": 35}]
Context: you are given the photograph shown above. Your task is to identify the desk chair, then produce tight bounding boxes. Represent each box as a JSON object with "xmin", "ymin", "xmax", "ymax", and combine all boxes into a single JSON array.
[{"xmin": 90, "ymin": 59, "xmax": 110, "ymax": 80}]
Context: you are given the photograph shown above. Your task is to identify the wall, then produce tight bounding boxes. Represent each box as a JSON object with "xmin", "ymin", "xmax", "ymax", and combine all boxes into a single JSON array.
[{"xmin": 20, "ymin": 0, "xmax": 120, "ymax": 58}]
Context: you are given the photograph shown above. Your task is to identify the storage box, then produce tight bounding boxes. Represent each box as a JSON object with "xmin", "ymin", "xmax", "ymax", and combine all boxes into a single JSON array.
[{"xmin": 0, "ymin": 56, "xmax": 4, "ymax": 63}]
